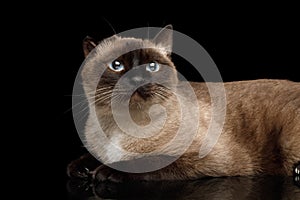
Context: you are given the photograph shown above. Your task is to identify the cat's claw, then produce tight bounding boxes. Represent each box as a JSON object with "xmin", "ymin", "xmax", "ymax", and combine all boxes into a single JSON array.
[
  {"xmin": 294, "ymin": 163, "xmax": 300, "ymax": 175},
  {"xmin": 294, "ymin": 162, "xmax": 300, "ymax": 188}
]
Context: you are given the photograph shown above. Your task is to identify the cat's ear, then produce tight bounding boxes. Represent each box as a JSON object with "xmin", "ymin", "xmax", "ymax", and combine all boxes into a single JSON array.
[
  {"xmin": 153, "ymin": 25, "xmax": 173, "ymax": 53},
  {"xmin": 83, "ymin": 36, "xmax": 98, "ymax": 57}
]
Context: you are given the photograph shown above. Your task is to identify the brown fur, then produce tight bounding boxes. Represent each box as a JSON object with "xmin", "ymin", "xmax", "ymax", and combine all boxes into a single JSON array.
[{"xmin": 69, "ymin": 25, "xmax": 300, "ymax": 181}]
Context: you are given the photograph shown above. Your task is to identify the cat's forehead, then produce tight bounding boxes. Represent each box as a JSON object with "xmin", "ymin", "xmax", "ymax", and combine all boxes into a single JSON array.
[{"xmin": 94, "ymin": 36, "xmax": 168, "ymax": 62}]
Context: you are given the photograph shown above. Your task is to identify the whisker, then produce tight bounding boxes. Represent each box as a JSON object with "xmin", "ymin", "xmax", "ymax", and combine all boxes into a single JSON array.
[
  {"xmin": 96, "ymin": 86, "xmax": 114, "ymax": 91},
  {"xmin": 156, "ymin": 89, "xmax": 170, "ymax": 97},
  {"xmin": 96, "ymin": 90, "xmax": 113, "ymax": 96},
  {"xmin": 73, "ymin": 100, "xmax": 95, "ymax": 117},
  {"xmin": 64, "ymin": 98, "xmax": 89, "ymax": 114},
  {"xmin": 102, "ymin": 17, "xmax": 117, "ymax": 35},
  {"xmin": 78, "ymin": 109, "xmax": 90, "ymax": 122},
  {"xmin": 154, "ymin": 92, "xmax": 167, "ymax": 100},
  {"xmin": 72, "ymin": 94, "xmax": 110, "ymax": 115}
]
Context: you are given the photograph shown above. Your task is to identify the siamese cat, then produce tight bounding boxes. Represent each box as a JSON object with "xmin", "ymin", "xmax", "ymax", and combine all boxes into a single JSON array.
[{"xmin": 68, "ymin": 25, "xmax": 300, "ymax": 182}]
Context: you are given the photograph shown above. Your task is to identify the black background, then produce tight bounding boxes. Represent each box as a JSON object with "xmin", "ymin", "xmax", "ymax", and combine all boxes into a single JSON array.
[{"xmin": 35, "ymin": 9, "xmax": 299, "ymax": 198}]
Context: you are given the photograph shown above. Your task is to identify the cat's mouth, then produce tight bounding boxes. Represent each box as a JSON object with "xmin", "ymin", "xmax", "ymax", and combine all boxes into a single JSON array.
[
  {"xmin": 131, "ymin": 87, "xmax": 152, "ymax": 101},
  {"xmin": 129, "ymin": 84, "xmax": 171, "ymax": 102}
]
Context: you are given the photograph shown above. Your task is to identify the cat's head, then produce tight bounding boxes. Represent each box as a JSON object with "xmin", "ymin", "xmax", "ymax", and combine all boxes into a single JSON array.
[{"xmin": 81, "ymin": 25, "xmax": 177, "ymax": 108}]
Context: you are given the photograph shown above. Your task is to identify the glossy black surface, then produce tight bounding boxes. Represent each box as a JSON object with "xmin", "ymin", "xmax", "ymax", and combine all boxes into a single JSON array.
[{"xmin": 67, "ymin": 176, "xmax": 300, "ymax": 200}]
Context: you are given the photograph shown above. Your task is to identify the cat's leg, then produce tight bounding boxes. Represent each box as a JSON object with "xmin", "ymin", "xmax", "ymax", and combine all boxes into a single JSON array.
[
  {"xmin": 279, "ymin": 115, "xmax": 300, "ymax": 176},
  {"xmin": 67, "ymin": 152, "xmax": 102, "ymax": 179},
  {"xmin": 93, "ymin": 154, "xmax": 204, "ymax": 182}
]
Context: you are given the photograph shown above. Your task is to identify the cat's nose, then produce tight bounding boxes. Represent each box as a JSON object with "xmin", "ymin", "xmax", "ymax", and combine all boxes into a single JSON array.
[{"xmin": 130, "ymin": 76, "xmax": 144, "ymax": 86}]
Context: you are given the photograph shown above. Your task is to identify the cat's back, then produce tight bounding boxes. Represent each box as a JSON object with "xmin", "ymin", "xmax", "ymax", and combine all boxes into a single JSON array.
[
  {"xmin": 189, "ymin": 79, "xmax": 300, "ymax": 128},
  {"xmin": 189, "ymin": 79, "xmax": 299, "ymax": 106},
  {"xmin": 223, "ymin": 79, "xmax": 300, "ymax": 108},
  {"xmin": 224, "ymin": 79, "xmax": 299, "ymax": 93}
]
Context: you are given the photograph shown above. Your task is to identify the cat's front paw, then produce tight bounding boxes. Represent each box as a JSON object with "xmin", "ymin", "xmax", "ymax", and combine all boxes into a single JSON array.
[
  {"xmin": 93, "ymin": 165, "xmax": 129, "ymax": 183},
  {"xmin": 67, "ymin": 159, "xmax": 92, "ymax": 179},
  {"xmin": 67, "ymin": 153, "xmax": 101, "ymax": 179}
]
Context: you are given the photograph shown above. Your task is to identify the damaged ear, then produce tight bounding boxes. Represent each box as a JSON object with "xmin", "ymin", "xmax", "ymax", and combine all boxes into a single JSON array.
[
  {"xmin": 83, "ymin": 36, "xmax": 98, "ymax": 57},
  {"xmin": 153, "ymin": 24, "xmax": 173, "ymax": 53}
]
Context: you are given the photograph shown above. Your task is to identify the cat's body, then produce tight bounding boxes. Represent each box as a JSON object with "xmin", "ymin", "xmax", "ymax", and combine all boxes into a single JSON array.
[{"xmin": 68, "ymin": 25, "xmax": 300, "ymax": 181}]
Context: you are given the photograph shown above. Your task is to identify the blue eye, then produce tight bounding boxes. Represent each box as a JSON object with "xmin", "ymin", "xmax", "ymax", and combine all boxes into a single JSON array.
[
  {"xmin": 146, "ymin": 61, "xmax": 160, "ymax": 72},
  {"xmin": 109, "ymin": 60, "xmax": 125, "ymax": 72}
]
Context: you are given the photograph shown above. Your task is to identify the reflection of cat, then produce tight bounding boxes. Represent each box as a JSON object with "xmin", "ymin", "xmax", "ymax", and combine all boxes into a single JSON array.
[
  {"xmin": 68, "ymin": 25, "xmax": 300, "ymax": 181},
  {"xmin": 66, "ymin": 177, "xmax": 300, "ymax": 199}
]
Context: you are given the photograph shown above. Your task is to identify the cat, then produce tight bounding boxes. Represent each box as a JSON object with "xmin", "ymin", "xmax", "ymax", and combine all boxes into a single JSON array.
[{"xmin": 68, "ymin": 25, "xmax": 300, "ymax": 182}]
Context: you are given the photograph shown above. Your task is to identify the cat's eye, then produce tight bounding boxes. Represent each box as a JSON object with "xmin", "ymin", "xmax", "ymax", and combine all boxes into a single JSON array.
[
  {"xmin": 109, "ymin": 60, "xmax": 125, "ymax": 72},
  {"xmin": 146, "ymin": 61, "xmax": 160, "ymax": 72}
]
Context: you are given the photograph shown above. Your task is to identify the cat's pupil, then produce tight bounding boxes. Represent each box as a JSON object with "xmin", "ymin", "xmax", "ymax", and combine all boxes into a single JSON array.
[
  {"xmin": 150, "ymin": 63, "xmax": 156, "ymax": 70},
  {"xmin": 112, "ymin": 61, "xmax": 121, "ymax": 69},
  {"xmin": 146, "ymin": 62, "xmax": 160, "ymax": 72},
  {"xmin": 109, "ymin": 60, "xmax": 125, "ymax": 72}
]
